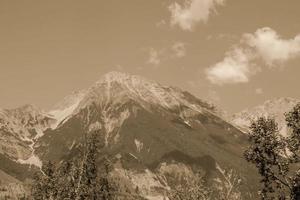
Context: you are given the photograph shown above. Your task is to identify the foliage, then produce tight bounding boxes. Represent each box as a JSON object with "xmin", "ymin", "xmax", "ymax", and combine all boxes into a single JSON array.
[
  {"xmin": 32, "ymin": 161, "xmax": 57, "ymax": 200},
  {"xmin": 167, "ymin": 172, "xmax": 211, "ymax": 200},
  {"xmin": 244, "ymin": 103, "xmax": 300, "ymax": 199},
  {"xmin": 167, "ymin": 167, "xmax": 243, "ymax": 200},
  {"xmin": 31, "ymin": 132, "xmax": 143, "ymax": 200},
  {"xmin": 213, "ymin": 166, "xmax": 242, "ymax": 200}
]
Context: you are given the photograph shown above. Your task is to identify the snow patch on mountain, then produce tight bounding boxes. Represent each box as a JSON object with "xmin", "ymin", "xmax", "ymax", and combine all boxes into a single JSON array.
[
  {"xmin": 16, "ymin": 135, "xmax": 42, "ymax": 168},
  {"xmin": 102, "ymin": 109, "xmax": 130, "ymax": 145},
  {"xmin": 49, "ymin": 91, "xmax": 86, "ymax": 129},
  {"xmin": 17, "ymin": 154, "xmax": 42, "ymax": 168},
  {"xmin": 134, "ymin": 139, "xmax": 143, "ymax": 152}
]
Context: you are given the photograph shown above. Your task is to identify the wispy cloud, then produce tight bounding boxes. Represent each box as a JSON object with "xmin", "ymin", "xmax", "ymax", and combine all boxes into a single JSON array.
[
  {"xmin": 147, "ymin": 42, "xmax": 187, "ymax": 65},
  {"xmin": 255, "ymin": 88, "xmax": 263, "ymax": 95},
  {"xmin": 206, "ymin": 47, "xmax": 256, "ymax": 85},
  {"xmin": 147, "ymin": 48, "xmax": 161, "ymax": 65},
  {"xmin": 171, "ymin": 42, "xmax": 186, "ymax": 58},
  {"xmin": 156, "ymin": 20, "xmax": 167, "ymax": 28},
  {"xmin": 168, "ymin": 0, "xmax": 225, "ymax": 31},
  {"xmin": 206, "ymin": 27, "xmax": 300, "ymax": 85}
]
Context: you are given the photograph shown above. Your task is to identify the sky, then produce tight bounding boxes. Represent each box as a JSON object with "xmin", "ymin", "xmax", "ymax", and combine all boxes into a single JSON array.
[{"xmin": 0, "ymin": 0, "xmax": 299, "ymax": 114}]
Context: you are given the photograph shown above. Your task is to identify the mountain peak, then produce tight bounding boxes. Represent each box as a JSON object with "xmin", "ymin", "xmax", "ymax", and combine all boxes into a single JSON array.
[
  {"xmin": 48, "ymin": 71, "xmax": 219, "ymax": 130},
  {"xmin": 95, "ymin": 71, "xmax": 152, "ymax": 87},
  {"xmin": 231, "ymin": 97, "xmax": 299, "ymax": 135},
  {"xmin": 102, "ymin": 71, "xmax": 130, "ymax": 79}
]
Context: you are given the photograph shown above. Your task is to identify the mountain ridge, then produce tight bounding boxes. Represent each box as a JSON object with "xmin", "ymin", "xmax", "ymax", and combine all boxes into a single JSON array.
[{"xmin": 231, "ymin": 97, "xmax": 299, "ymax": 135}]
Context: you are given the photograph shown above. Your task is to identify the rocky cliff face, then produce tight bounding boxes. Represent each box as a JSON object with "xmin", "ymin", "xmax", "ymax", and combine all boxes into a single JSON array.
[
  {"xmin": 231, "ymin": 97, "xmax": 299, "ymax": 136},
  {"xmin": 0, "ymin": 104, "xmax": 54, "ymax": 162}
]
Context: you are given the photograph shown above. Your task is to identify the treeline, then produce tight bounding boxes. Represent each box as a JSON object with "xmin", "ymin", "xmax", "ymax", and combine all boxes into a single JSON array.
[
  {"xmin": 28, "ymin": 133, "xmax": 244, "ymax": 200},
  {"xmin": 244, "ymin": 103, "xmax": 300, "ymax": 199},
  {"xmin": 31, "ymin": 133, "xmax": 144, "ymax": 200}
]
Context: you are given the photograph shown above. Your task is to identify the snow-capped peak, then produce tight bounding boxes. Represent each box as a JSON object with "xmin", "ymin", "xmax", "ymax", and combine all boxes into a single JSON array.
[
  {"xmin": 97, "ymin": 71, "xmax": 137, "ymax": 83},
  {"xmin": 47, "ymin": 71, "xmax": 218, "ymax": 131}
]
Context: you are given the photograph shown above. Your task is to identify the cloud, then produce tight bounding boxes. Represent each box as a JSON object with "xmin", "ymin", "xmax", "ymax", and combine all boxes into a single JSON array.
[
  {"xmin": 168, "ymin": 0, "xmax": 225, "ymax": 31},
  {"xmin": 244, "ymin": 27, "xmax": 300, "ymax": 66},
  {"xmin": 205, "ymin": 48, "xmax": 255, "ymax": 85},
  {"xmin": 172, "ymin": 42, "xmax": 186, "ymax": 58},
  {"xmin": 206, "ymin": 27, "xmax": 300, "ymax": 85},
  {"xmin": 147, "ymin": 42, "xmax": 187, "ymax": 65},
  {"xmin": 255, "ymin": 88, "xmax": 263, "ymax": 95},
  {"xmin": 156, "ymin": 20, "xmax": 167, "ymax": 28},
  {"xmin": 147, "ymin": 48, "xmax": 161, "ymax": 65}
]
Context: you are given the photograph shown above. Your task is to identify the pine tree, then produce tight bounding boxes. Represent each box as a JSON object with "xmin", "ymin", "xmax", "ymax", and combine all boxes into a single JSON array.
[
  {"xmin": 31, "ymin": 172, "xmax": 44, "ymax": 200},
  {"xmin": 31, "ymin": 131, "xmax": 139, "ymax": 200},
  {"xmin": 55, "ymin": 160, "xmax": 77, "ymax": 199},
  {"xmin": 32, "ymin": 161, "xmax": 57, "ymax": 200},
  {"xmin": 75, "ymin": 133, "xmax": 101, "ymax": 200},
  {"xmin": 97, "ymin": 157, "xmax": 114, "ymax": 200}
]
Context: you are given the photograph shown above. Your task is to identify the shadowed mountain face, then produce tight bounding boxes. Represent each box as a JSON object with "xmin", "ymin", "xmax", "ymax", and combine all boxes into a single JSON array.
[{"xmin": 0, "ymin": 72, "xmax": 259, "ymax": 199}]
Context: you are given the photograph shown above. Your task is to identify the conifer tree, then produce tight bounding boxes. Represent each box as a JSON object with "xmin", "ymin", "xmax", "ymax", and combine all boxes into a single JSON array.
[
  {"xmin": 75, "ymin": 133, "xmax": 101, "ymax": 200},
  {"xmin": 97, "ymin": 157, "xmax": 114, "ymax": 200},
  {"xmin": 32, "ymin": 161, "xmax": 57, "ymax": 200},
  {"xmin": 31, "ymin": 131, "xmax": 145, "ymax": 200},
  {"xmin": 56, "ymin": 160, "xmax": 77, "ymax": 199}
]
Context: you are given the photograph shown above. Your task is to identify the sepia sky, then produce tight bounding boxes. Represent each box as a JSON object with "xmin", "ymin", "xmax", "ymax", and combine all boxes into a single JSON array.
[{"xmin": 0, "ymin": 0, "xmax": 299, "ymax": 113}]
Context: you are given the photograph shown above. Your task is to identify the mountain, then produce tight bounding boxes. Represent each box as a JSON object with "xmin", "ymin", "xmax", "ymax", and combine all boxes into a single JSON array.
[
  {"xmin": 0, "ymin": 104, "xmax": 54, "ymax": 165},
  {"xmin": 0, "ymin": 105, "xmax": 53, "ymax": 198},
  {"xmin": 0, "ymin": 72, "xmax": 259, "ymax": 199},
  {"xmin": 231, "ymin": 97, "xmax": 299, "ymax": 136}
]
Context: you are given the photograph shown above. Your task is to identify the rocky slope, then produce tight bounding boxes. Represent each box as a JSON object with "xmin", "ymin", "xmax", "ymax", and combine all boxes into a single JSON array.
[
  {"xmin": 0, "ymin": 104, "xmax": 54, "ymax": 165},
  {"xmin": 0, "ymin": 72, "xmax": 259, "ymax": 199},
  {"xmin": 231, "ymin": 97, "xmax": 299, "ymax": 136},
  {"xmin": 35, "ymin": 72, "xmax": 257, "ymax": 199}
]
